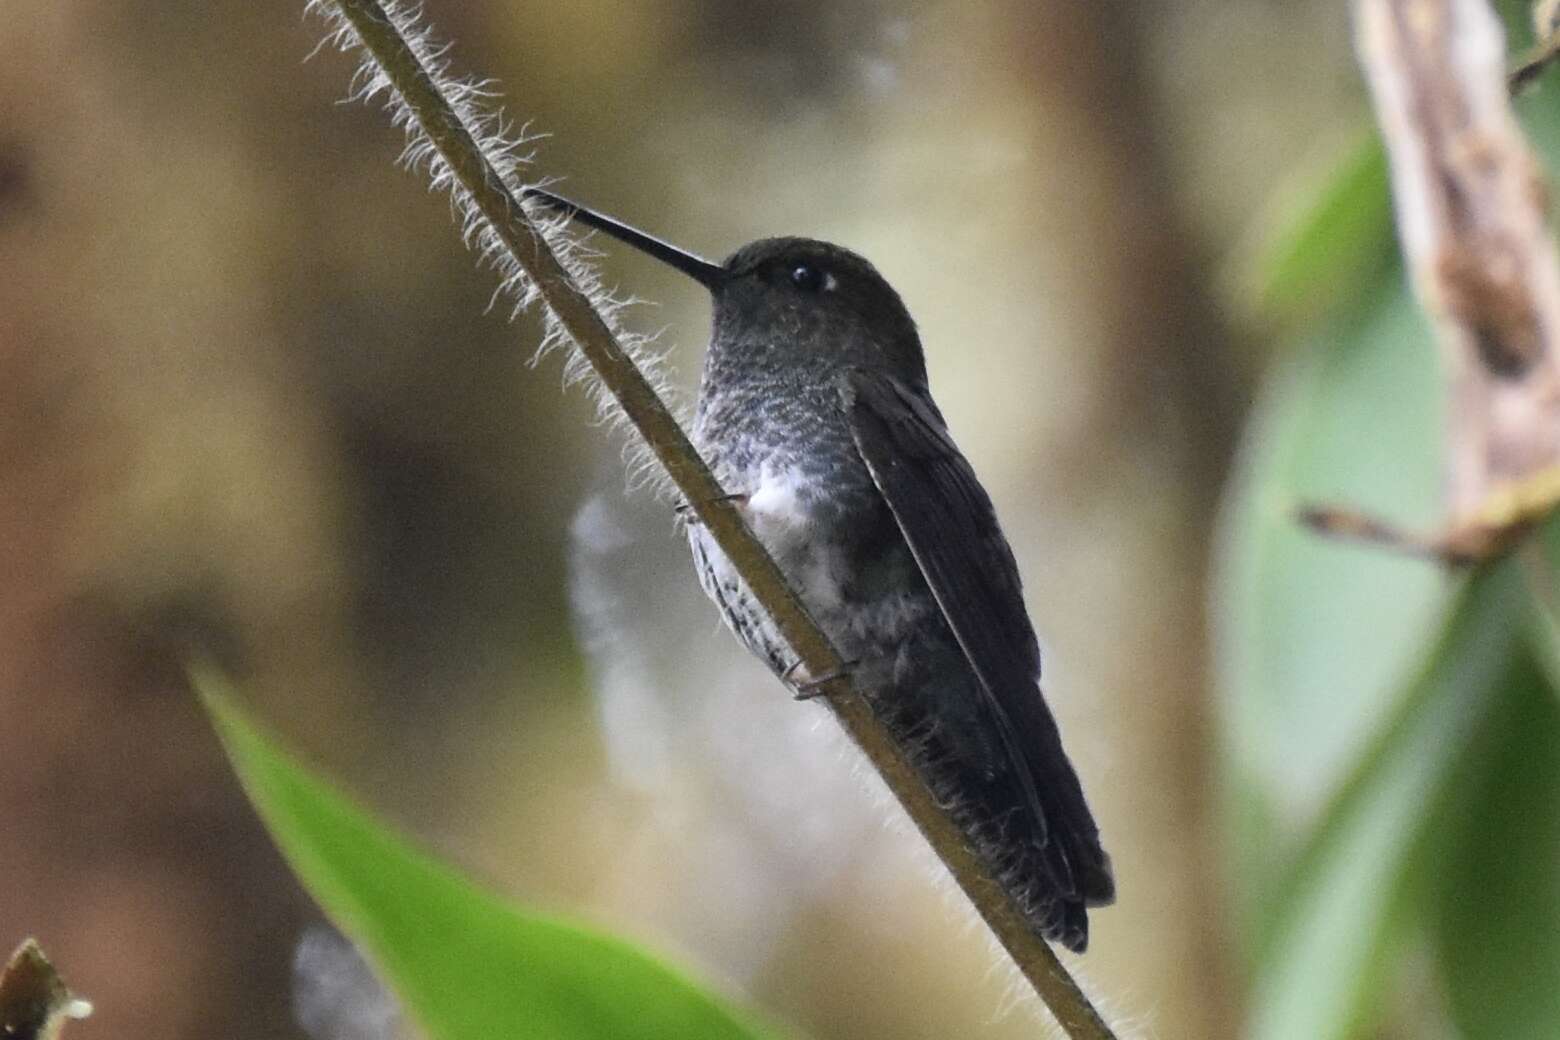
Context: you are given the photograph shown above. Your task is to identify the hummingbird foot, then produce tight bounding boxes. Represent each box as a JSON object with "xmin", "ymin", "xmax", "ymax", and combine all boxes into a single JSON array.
[
  {"xmin": 674, "ymin": 491, "xmax": 751, "ymax": 525},
  {"xmin": 784, "ymin": 658, "xmax": 858, "ymax": 700}
]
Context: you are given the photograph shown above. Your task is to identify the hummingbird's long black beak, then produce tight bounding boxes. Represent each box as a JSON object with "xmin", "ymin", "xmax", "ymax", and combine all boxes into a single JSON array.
[{"xmin": 523, "ymin": 188, "xmax": 725, "ymax": 290}]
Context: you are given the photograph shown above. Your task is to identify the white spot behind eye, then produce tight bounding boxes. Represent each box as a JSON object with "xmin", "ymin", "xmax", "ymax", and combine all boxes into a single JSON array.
[{"xmin": 823, "ymin": 271, "xmax": 839, "ymax": 292}]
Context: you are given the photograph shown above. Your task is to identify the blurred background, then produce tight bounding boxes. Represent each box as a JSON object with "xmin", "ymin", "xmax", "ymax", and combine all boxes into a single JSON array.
[{"xmin": 4, "ymin": 2, "xmax": 1559, "ymax": 1038}]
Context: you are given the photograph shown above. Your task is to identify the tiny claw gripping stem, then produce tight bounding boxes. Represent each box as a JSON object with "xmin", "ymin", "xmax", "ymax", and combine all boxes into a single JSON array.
[
  {"xmin": 784, "ymin": 659, "xmax": 858, "ymax": 700},
  {"xmin": 675, "ymin": 491, "xmax": 750, "ymax": 523}
]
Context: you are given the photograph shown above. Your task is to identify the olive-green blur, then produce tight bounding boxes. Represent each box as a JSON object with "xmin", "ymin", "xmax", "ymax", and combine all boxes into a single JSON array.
[{"xmin": 3, "ymin": 2, "xmax": 1557, "ymax": 1039}]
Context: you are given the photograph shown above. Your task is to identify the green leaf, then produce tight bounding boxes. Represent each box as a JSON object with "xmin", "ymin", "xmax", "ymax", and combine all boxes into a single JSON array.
[
  {"xmin": 1239, "ymin": 133, "xmax": 1393, "ymax": 328},
  {"xmin": 1523, "ymin": 512, "xmax": 1560, "ymax": 690},
  {"xmin": 1215, "ymin": 271, "xmax": 1450, "ymax": 905},
  {"xmin": 1426, "ymin": 614, "xmax": 1560, "ymax": 1039},
  {"xmin": 1246, "ymin": 563, "xmax": 1524, "ymax": 1040},
  {"xmin": 194, "ymin": 667, "xmax": 780, "ymax": 1040}
]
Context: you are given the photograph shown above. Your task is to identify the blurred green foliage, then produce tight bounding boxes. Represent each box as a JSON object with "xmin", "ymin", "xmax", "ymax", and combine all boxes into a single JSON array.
[
  {"xmin": 1243, "ymin": 135, "xmax": 1392, "ymax": 330},
  {"xmin": 1215, "ymin": 14, "xmax": 1560, "ymax": 1036},
  {"xmin": 197, "ymin": 668, "xmax": 781, "ymax": 1040}
]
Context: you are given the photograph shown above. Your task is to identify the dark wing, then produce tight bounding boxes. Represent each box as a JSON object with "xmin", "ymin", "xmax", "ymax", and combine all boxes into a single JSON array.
[{"xmin": 841, "ymin": 368, "xmax": 1113, "ymax": 908}]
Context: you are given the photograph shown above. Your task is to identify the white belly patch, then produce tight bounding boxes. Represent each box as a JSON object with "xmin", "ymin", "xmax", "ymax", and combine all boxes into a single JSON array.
[
  {"xmin": 692, "ymin": 458, "xmax": 848, "ymax": 629},
  {"xmin": 743, "ymin": 461, "xmax": 814, "ymax": 546}
]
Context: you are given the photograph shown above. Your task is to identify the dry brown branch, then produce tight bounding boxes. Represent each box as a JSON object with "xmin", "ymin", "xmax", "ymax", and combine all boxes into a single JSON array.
[{"xmin": 1309, "ymin": 0, "xmax": 1560, "ymax": 562}]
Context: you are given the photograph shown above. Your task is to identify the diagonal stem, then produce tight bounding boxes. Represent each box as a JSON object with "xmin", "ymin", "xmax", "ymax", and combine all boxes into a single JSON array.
[{"xmin": 323, "ymin": 2, "xmax": 1118, "ymax": 1035}]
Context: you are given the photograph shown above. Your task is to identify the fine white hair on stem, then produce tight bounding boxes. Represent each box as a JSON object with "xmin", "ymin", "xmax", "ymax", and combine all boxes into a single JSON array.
[{"xmin": 305, "ymin": 0, "xmax": 682, "ymax": 501}]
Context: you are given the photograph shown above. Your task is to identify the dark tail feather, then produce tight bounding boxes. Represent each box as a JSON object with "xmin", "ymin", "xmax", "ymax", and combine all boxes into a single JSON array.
[
  {"xmin": 868, "ymin": 657, "xmax": 1113, "ymax": 952},
  {"xmin": 878, "ymin": 704, "xmax": 1111, "ymax": 952},
  {"xmin": 950, "ymin": 762, "xmax": 1113, "ymax": 953},
  {"xmin": 1004, "ymin": 683, "xmax": 1115, "ymax": 950}
]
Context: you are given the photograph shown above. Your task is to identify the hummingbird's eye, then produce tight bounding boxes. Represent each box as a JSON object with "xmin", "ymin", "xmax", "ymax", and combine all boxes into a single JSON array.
[{"xmin": 789, "ymin": 262, "xmax": 825, "ymax": 292}]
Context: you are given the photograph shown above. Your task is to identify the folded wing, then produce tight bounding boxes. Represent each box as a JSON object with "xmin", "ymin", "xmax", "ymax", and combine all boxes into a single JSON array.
[{"xmin": 841, "ymin": 368, "xmax": 1114, "ymax": 916}]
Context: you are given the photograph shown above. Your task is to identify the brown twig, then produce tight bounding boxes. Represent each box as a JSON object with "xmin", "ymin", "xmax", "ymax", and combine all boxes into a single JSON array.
[
  {"xmin": 1299, "ymin": 463, "xmax": 1560, "ymax": 564},
  {"xmin": 1309, "ymin": 0, "xmax": 1560, "ymax": 561},
  {"xmin": 1510, "ymin": 0, "xmax": 1560, "ymax": 93},
  {"xmin": 1509, "ymin": 38, "xmax": 1560, "ymax": 94},
  {"xmin": 310, "ymin": 2, "xmax": 1118, "ymax": 1036}
]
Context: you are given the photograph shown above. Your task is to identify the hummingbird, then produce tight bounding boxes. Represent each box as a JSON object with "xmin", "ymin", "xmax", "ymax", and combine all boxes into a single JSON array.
[{"xmin": 528, "ymin": 189, "xmax": 1114, "ymax": 952}]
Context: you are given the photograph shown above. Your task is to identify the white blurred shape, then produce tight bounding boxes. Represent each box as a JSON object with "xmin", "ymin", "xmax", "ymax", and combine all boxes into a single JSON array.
[
  {"xmin": 857, "ymin": 56, "xmax": 901, "ymax": 98},
  {"xmin": 292, "ymin": 926, "xmax": 407, "ymax": 1040},
  {"xmin": 569, "ymin": 493, "xmax": 674, "ymax": 787},
  {"xmin": 568, "ymin": 485, "xmax": 919, "ymax": 982}
]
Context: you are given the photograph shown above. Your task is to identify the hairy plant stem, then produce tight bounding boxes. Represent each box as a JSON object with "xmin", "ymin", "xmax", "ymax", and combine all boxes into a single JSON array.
[{"xmin": 322, "ymin": 2, "xmax": 1117, "ymax": 1036}]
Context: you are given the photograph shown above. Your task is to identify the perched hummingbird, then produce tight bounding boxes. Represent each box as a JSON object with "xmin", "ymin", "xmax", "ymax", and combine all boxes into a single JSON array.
[{"xmin": 529, "ymin": 189, "xmax": 1114, "ymax": 951}]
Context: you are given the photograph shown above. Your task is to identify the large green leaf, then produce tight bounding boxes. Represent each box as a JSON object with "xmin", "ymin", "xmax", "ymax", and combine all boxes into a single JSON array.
[
  {"xmin": 1245, "ymin": 563, "xmax": 1524, "ymax": 1040},
  {"xmin": 1426, "ymin": 638, "xmax": 1560, "ymax": 1040},
  {"xmin": 1521, "ymin": 513, "xmax": 1560, "ymax": 691},
  {"xmin": 1216, "ymin": 273, "xmax": 1449, "ymax": 888},
  {"xmin": 194, "ymin": 668, "xmax": 780, "ymax": 1040},
  {"xmin": 1423, "ymin": 502, "xmax": 1560, "ymax": 1040}
]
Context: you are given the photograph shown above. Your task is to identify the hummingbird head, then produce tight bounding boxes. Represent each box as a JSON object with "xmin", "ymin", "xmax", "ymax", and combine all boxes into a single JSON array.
[
  {"xmin": 524, "ymin": 189, "xmax": 927, "ymax": 384},
  {"xmin": 710, "ymin": 237, "xmax": 925, "ymax": 383}
]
